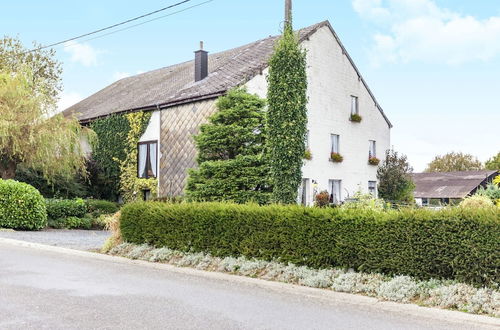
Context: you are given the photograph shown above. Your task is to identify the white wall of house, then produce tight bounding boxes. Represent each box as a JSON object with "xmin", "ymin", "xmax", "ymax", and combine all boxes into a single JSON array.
[{"xmin": 245, "ymin": 25, "xmax": 391, "ymax": 205}]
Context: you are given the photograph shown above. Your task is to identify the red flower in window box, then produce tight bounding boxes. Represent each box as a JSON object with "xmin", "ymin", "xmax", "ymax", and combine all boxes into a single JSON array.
[{"xmin": 368, "ymin": 156, "xmax": 380, "ymax": 165}]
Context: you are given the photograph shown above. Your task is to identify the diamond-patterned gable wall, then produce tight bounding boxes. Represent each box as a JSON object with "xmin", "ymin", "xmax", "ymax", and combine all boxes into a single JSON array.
[{"xmin": 159, "ymin": 99, "xmax": 218, "ymax": 197}]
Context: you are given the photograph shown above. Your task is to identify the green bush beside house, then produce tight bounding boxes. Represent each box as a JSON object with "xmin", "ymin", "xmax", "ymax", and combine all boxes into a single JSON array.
[
  {"xmin": 0, "ymin": 180, "xmax": 47, "ymax": 230},
  {"xmin": 120, "ymin": 202, "xmax": 499, "ymax": 287}
]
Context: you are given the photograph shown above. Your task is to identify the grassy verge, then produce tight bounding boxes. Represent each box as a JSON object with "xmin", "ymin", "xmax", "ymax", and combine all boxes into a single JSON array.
[{"xmin": 107, "ymin": 242, "xmax": 499, "ymax": 318}]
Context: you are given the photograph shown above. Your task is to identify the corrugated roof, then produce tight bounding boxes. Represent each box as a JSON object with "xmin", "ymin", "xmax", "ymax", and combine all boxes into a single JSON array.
[
  {"xmin": 412, "ymin": 170, "xmax": 498, "ymax": 199},
  {"xmin": 64, "ymin": 21, "xmax": 391, "ymax": 127}
]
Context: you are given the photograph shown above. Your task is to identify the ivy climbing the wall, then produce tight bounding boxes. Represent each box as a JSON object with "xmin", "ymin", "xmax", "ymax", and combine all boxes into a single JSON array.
[
  {"xmin": 116, "ymin": 112, "xmax": 157, "ymax": 203},
  {"xmin": 266, "ymin": 19, "xmax": 308, "ymax": 204},
  {"xmin": 89, "ymin": 112, "xmax": 154, "ymax": 202}
]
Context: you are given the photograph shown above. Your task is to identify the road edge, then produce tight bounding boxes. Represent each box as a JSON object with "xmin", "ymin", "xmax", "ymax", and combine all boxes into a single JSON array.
[{"xmin": 1, "ymin": 237, "xmax": 498, "ymax": 328}]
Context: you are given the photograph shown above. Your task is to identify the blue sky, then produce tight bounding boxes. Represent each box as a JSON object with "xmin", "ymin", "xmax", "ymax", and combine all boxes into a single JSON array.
[{"xmin": 2, "ymin": 0, "xmax": 499, "ymax": 171}]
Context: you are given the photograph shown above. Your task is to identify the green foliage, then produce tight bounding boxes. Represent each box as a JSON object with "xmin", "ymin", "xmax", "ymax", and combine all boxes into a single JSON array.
[
  {"xmin": 475, "ymin": 184, "xmax": 500, "ymax": 202},
  {"xmin": 45, "ymin": 198, "xmax": 87, "ymax": 221},
  {"xmin": 195, "ymin": 88, "xmax": 267, "ymax": 162},
  {"xmin": 0, "ymin": 68, "xmax": 92, "ymax": 181},
  {"xmin": 15, "ymin": 164, "xmax": 88, "ymax": 199},
  {"xmin": 65, "ymin": 216, "xmax": 92, "ymax": 230},
  {"xmin": 187, "ymin": 155, "xmax": 271, "ymax": 204},
  {"xmin": 0, "ymin": 180, "xmax": 46, "ymax": 230},
  {"xmin": 377, "ymin": 150, "xmax": 415, "ymax": 203},
  {"xmin": 120, "ymin": 202, "xmax": 500, "ymax": 286},
  {"xmin": 485, "ymin": 152, "xmax": 500, "ymax": 170},
  {"xmin": 460, "ymin": 195, "xmax": 494, "ymax": 208},
  {"xmin": 350, "ymin": 113, "xmax": 362, "ymax": 123},
  {"xmin": 117, "ymin": 112, "xmax": 157, "ymax": 203},
  {"xmin": 186, "ymin": 89, "xmax": 271, "ymax": 204},
  {"xmin": 86, "ymin": 199, "xmax": 119, "ymax": 217},
  {"xmin": 0, "ymin": 36, "xmax": 62, "ymax": 109},
  {"xmin": 341, "ymin": 191, "xmax": 387, "ymax": 211},
  {"xmin": 267, "ymin": 23, "xmax": 308, "ymax": 204},
  {"xmin": 89, "ymin": 114, "xmax": 131, "ymax": 199},
  {"xmin": 494, "ymin": 175, "xmax": 500, "ymax": 186},
  {"xmin": 303, "ymin": 149, "xmax": 312, "ymax": 160},
  {"xmin": 425, "ymin": 152, "xmax": 483, "ymax": 172},
  {"xmin": 330, "ymin": 152, "xmax": 343, "ymax": 163}
]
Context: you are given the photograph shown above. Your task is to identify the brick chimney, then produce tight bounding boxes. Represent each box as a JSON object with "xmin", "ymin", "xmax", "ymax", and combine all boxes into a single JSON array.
[{"xmin": 194, "ymin": 41, "xmax": 208, "ymax": 82}]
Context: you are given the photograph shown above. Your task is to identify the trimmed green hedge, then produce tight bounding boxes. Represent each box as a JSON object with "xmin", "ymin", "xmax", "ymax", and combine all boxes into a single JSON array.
[
  {"xmin": 45, "ymin": 198, "xmax": 87, "ymax": 220},
  {"xmin": 0, "ymin": 180, "xmax": 47, "ymax": 230},
  {"xmin": 120, "ymin": 202, "xmax": 500, "ymax": 286},
  {"xmin": 86, "ymin": 199, "xmax": 119, "ymax": 217}
]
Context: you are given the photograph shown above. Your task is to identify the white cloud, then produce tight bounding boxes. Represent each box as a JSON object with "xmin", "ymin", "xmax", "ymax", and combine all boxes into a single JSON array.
[
  {"xmin": 57, "ymin": 91, "xmax": 83, "ymax": 113},
  {"xmin": 112, "ymin": 70, "xmax": 145, "ymax": 82},
  {"xmin": 64, "ymin": 41, "xmax": 103, "ymax": 67},
  {"xmin": 353, "ymin": 0, "xmax": 500, "ymax": 65},
  {"xmin": 113, "ymin": 71, "xmax": 131, "ymax": 81}
]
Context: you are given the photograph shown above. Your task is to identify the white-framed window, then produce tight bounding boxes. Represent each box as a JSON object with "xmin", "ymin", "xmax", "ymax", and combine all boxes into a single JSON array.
[
  {"xmin": 351, "ymin": 96, "xmax": 359, "ymax": 115},
  {"xmin": 369, "ymin": 140, "xmax": 376, "ymax": 158},
  {"xmin": 329, "ymin": 179, "xmax": 342, "ymax": 204},
  {"xmin": 299, "ymin": 178, "xmax": 311, "ymax": 206},
  {"xmin": 138, "ymin": 140, "xmax": 158, "ymax": 179},
  {"xmin": 331, "ymin": 134, "xmax": 340, "ymax": 153},
  {"xmin": 422, "ymin": 198, "xmax": 429, "ymax": 206},
  {"xmin": 368, "ymin": 181, "xmax": 377, "ymax": 197}
]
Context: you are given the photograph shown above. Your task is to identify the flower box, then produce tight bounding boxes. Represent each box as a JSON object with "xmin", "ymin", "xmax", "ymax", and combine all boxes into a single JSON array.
[
  {"xmin": 350, "ymin": 113, "xmax": 362, "ymax": 123},
  {"xmin": 330, "ymin": 152, "xmax": 343, "ymax": 163},
  {"xmin": 368, "ymin": 157, "xmax": 380, "ymax": 165}
]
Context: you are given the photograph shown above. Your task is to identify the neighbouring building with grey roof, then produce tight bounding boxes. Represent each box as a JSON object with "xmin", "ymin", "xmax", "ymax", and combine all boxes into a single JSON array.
[
  {"xmin": 64, "ymin": 21, "xmax": 392, "ymax": 204},
  {"xmin": 413, "ymin": 170, "xmax": 499, "ymax": 206}
]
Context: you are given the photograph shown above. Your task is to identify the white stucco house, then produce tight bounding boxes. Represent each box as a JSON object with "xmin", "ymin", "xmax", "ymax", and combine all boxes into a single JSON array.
[{"xmin": 65, "ymin": 21, "xmax": 392, "ymax": 205}]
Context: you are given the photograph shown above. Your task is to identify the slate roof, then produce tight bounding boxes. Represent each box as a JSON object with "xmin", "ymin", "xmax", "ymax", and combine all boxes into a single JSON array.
[
  {"xmin": 64, "ymin": 21, "xmax": 391, "ymax": 127},
  {"xmin": 412, "ymin": 170, "xmax": 498, "ymax": 199}
]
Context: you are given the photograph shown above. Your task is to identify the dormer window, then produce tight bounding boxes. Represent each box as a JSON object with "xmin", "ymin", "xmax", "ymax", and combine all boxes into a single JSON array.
[{"xmin": 138, "ymin": 141, "xmax": 158, "ymax": 179}]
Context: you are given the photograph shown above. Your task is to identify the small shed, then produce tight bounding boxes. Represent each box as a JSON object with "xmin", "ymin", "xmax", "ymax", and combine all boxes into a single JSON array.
[{"xmin": 412, "ymin": 170, "xmax": 498, "ymax": 205}]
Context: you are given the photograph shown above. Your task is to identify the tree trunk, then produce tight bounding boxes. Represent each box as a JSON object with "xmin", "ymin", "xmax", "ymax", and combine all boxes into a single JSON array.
[{"xmin": 0, "ymin": 158, "xmax": 17, "ymax": 180}]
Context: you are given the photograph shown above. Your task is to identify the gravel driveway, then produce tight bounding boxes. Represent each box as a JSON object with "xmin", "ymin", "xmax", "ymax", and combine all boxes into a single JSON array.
[{"xmin": 0, "ymin": 229, "xmax": 110, "ymax": 251}]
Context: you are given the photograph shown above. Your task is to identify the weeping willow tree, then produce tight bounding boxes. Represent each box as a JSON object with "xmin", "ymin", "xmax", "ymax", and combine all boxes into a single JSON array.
[
  {"xmin": 0, "ymin": 68, "xmax": 91, "ymax": 181},
  {"xmin": 266, "ymin": 18, "xmax": 308, "ymax": 204}
]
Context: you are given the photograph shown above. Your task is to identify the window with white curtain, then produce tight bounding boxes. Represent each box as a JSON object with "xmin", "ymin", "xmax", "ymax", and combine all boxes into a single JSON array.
[
  {"xmin": 331, "ymin": 134, "xmax": 340, "ymax": 153},
  {"xmin": 329, "ymin": 179, "xmax": 342, "ymax": 204},
  {"xmin": 369, "ymin": 140, "xmax": 376, "ymax": 158},
  {"xmin": 351, "ymin": 96, "xmax": 359, "ymax": 115},
  {"xmin": 368, "ymin": 181, "xmax": 377, "ymax": 197},
  {"xmin": 137, "ymin": 141, "xmax": 158, "ymax": 179}
]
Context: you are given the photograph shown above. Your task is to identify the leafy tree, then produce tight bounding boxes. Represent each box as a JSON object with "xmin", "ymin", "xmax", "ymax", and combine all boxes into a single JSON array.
[
  {"xmin": 267, "ymin": 19, "xmax": 308, "ymax": 204},
  {"xmin": 0, "ymin": 36, "xmax": 62, "ymax": 108},
  {"xmin": 0, "ymin": 68, "xmax": 90, "ymax": 180},
  {"xmin": 425, "ymin": 152, "xmax": 483, "ymax": 172},
  {"xmin": 377, "ymin": 150, "xmax": 415, "ymax": 203},
  {"xmin": 485, "ymin": 152, "xmax": 500, "ymax": 170},
  {"xmin": 186, "ymin": 88, "xmax": 271, "ymax": 204}
]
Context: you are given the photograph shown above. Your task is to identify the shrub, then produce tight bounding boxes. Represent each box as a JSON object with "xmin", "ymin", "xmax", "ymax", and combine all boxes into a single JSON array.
[
  {"xmin": 303, "ymin": 149, "xmax": 312, "ymax": 160},
  {"xmin": 0, "ymin": 180, "xmax": 47, "ymax": 230},
  {"xmin": 341, "ymin": 192, "xmax": 387, "ymax": 211},
  {"xmin": 459, "ymin": 195, "xmax": 494, "ymax": 208},
  {"xmin": 120, "ymin": 202, "xmax": 500, "ymax": 286},
  {"xmin": 86, "ymin": 199, "xmax": 119, "ymax": 217},
  {"xmin": 45, "ymin": 198, "xmax": 87, "ymax": 220},
  {"xmin": 65, "ymin": 216, "xmax": 92, "ymax": 230},
  {"xmin": 314, "ymin": 191, "xmax": 330, "ymax": 207}
]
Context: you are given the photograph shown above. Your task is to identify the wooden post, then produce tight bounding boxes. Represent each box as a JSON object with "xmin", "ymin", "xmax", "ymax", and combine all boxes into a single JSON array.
[{"xmin": 285, "ymin": 0, "xmax": 292, "ymax": 26}]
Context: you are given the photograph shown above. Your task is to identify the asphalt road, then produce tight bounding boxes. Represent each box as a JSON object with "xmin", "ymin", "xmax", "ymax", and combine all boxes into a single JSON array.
[{"xmin": 0, "ymin": 241, "xmax": 498, "ymax": 330}]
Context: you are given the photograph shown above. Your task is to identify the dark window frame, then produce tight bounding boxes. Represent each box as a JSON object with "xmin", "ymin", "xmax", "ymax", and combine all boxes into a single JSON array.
[{"xmin": 137, "ymin": 140, "xmax": 158, "ymax": 179}]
